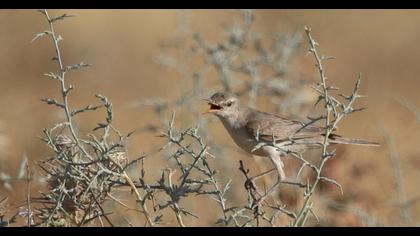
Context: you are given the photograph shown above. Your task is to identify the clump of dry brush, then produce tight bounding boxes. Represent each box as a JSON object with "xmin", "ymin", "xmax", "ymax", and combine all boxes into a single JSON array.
[
  {"xmin": 1, "ymin": 9, "xmax": 369, "ymax": 227},
  {"xmin": 24, "ymin": 9, "xmax": 243, "ymax": 227},
  {"xmin": 29, "ymin": 9, "xmax": 142, "ymax": 226}
]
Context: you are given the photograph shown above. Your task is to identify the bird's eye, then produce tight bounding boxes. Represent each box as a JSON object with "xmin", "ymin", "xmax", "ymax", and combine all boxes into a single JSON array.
[{"xmin": 226, "ymin": 101, "xmax": 233, "ymax": 107}]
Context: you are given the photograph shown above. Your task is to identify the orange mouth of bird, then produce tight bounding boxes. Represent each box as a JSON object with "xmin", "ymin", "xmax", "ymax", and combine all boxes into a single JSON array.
[{"xmin": 208, "ymin": 103, "xmax": 222, "ymax": 111}]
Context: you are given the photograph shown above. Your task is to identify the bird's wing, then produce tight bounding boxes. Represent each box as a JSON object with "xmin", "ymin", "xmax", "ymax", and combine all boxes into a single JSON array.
[{"xmin": 245, "ymin": 111, "xmax": 325, "ymax": 142}]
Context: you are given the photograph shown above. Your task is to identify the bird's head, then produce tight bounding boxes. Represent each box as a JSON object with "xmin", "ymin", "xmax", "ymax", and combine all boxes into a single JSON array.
[{"xmin": 203, "ymin": 91, "xmax": 240, "ymax": 119}]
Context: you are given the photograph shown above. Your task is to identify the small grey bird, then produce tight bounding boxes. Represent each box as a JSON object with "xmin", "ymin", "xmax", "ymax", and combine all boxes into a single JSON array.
[{"xmin": 204, "ymin": 91, "xmax": 379, "ymax": 181}]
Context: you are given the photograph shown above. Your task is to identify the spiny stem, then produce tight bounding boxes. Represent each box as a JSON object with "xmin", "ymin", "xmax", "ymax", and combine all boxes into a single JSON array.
[{"xmin": 43, "ymin": 9, "xmax": 93, "ymax": 161}]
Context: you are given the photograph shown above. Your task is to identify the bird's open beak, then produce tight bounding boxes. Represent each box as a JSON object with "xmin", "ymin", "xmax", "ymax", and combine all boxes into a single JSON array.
[{"xmin": 201, "ymin": 98, "xmax": 222, "ymax": 115}]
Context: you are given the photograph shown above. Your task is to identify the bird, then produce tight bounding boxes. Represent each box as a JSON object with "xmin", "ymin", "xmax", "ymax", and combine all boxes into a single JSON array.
[{"xmin": 203, "ymin": 91, "xmax": 379, "ymax": 181}]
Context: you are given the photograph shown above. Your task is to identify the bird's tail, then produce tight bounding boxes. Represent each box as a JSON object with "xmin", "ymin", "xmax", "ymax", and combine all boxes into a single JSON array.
[{"xmin": 329, "ymin": 136, "xmax": 380, "ymax": 147}]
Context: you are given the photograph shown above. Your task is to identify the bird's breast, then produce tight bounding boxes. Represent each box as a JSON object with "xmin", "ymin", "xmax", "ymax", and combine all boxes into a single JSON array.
[{"xmin": 219, "ymin": 118, "xmax": 267, "ymax": 156}]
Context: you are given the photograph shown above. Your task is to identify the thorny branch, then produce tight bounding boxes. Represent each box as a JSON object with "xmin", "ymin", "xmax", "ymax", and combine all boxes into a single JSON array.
[
  {"xmin": 291, "ymin": 26, "xmax": 365, "ymax": 226},
  {"xmin": 30, "ymin": 9, "xmax": 154, "ymax": 227}
]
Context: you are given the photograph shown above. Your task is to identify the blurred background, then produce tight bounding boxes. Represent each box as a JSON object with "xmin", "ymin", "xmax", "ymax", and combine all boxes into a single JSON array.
[{"xmin": 0, "ymin": 9, "xmax": 419, "ymax": 226}]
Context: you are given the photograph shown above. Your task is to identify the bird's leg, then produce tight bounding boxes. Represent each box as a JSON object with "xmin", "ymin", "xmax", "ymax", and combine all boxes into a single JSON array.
[
  {"xmin": 268, "ymin": 153, "xmax": 286, "ymax": 182},
  {"xmin": 270, "ymin": 154, "xmax": 307, "ymax": 188}
]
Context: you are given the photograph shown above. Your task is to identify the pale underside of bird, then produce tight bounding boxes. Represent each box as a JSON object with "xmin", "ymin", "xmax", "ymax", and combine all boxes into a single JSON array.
[{"xmin": 204, "ymin": 91, "xmax": 379, "ymax": 181}]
